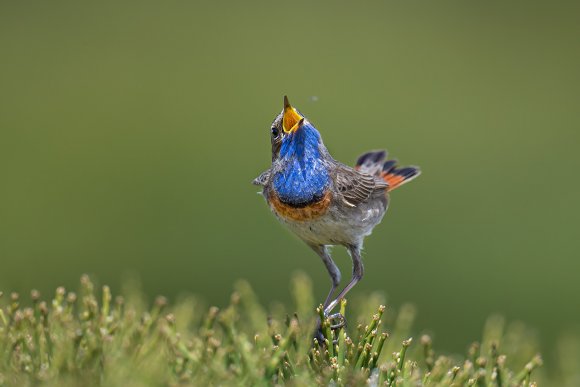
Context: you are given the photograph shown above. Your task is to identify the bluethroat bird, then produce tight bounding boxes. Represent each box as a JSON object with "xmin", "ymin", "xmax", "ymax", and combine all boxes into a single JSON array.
[{"xmin": 253, "ymin": 97, "xmax": 420, "ymax": 333}]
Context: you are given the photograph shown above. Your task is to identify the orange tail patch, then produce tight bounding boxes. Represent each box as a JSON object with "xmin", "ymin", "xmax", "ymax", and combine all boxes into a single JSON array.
[{"xmin": 381, "ymin": 161, "xmax": 420, "ymax": 192}]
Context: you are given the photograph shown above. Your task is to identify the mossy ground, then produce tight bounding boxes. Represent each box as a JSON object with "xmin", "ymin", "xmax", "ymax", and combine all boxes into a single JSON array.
[{"xmin": 0, "ymin": 274, "xmax": 574, "ymax": 386}]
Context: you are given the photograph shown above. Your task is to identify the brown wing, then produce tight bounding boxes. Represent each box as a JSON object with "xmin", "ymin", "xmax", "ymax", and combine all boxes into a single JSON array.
[{"xmin": 334, "ymin": 165, "xmax": 388, "ymax": 207}]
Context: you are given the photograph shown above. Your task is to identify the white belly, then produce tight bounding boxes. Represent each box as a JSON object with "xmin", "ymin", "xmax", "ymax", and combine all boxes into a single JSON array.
[{"xmin": 273, "ymin": 198, "xmax": 388, "ymax": 246}]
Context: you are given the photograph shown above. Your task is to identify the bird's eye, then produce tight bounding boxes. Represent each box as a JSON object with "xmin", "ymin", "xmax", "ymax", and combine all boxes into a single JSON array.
[{"xmin": 271, "ymin": 127, "xmax": 279, "ymax": 138}]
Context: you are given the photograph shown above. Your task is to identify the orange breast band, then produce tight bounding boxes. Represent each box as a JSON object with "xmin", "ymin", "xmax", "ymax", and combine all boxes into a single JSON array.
[{"xmin": 269, "ymin": 190, "xmax": 332, "ymax": 221}]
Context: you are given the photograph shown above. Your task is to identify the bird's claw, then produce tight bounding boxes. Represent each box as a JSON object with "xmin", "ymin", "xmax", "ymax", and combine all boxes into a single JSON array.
[
  {"xmin": 313, "ymin": 312, "xmax": 347, "ymax": 345},
  {"xmin": 326, "ymin": 312, "xmax": 346, "ymax": 330}
]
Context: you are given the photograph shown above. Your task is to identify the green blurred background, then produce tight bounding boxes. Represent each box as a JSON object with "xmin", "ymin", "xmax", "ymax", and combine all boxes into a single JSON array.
[{"xmin": 1, "ymin": 0, "xmax": 579, "ymax": 374}]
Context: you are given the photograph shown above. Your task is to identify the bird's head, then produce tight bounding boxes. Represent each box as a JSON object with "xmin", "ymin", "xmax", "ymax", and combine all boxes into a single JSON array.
[{"xmin": 269, "ymin": 96, "xmax": 322, "ymax": 161}]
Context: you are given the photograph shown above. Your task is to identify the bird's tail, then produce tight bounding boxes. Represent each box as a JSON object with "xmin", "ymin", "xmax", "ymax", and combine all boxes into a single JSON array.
[{"xmin": 355, "ymin": 150, "xmax": 420, "ymax": 192}]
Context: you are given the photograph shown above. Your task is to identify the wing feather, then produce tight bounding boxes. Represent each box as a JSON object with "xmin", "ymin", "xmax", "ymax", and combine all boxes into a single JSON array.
[
  {"xmin": 334, "ymin": 165, "xmax": 387, "ymax": 207},
  {"xmin": 252, "ymin": 169, "xmax": 271, "ymax": 186}
]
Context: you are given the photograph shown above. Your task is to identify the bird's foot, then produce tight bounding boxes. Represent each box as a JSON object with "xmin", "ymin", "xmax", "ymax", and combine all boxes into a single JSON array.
[
  {"xmin": 326, "ymin": 312, "xmax": 346, "ymax": 330},
  {"xmin": 313, "ymin": 312, "xmax": 347, "ymax": 345}
]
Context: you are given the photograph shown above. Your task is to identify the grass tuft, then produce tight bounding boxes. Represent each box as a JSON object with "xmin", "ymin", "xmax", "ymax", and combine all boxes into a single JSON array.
[{"xmin": 0, "ymin": 274, "xmax": 566, "ymax": 386}]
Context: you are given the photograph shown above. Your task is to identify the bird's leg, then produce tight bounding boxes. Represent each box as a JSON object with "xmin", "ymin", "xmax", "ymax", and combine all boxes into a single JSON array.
[
  {"xmin": 309, "ymin": 244, "xmax": 341, "ymax": 309},
  {"xmin": 324, "ymin": 244, "xmax": 364, "ymax": 322},
  {"xmin": 309, "ymin": 244, "xmax": 343, "ymax": 342}
]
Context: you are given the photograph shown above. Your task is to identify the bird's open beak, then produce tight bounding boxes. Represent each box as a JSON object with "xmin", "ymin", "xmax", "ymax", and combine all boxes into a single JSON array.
[{"xmin": 283, "ymin": 96, "xmax": 304, "ymax": 133}]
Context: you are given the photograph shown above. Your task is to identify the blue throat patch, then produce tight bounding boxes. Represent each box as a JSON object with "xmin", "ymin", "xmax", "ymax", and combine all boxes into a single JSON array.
[{"xmin": 273, "ymin": 123, "xmax": 330, "ymax": 207}]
